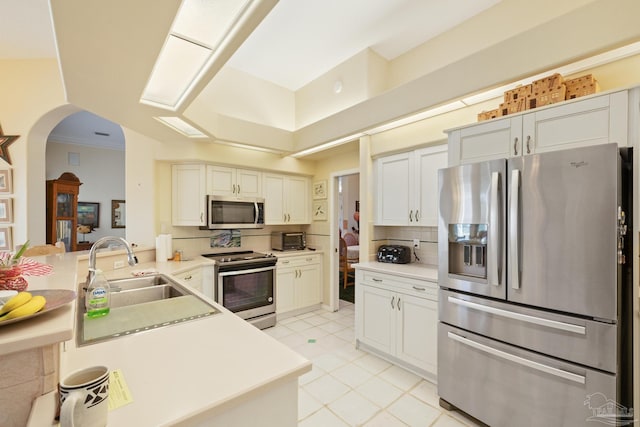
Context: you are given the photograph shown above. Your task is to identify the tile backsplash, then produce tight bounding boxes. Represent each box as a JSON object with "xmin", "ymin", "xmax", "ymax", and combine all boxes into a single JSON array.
[{"xmin": 373, "ymin": 226, "xmax": 439, "ymax": 266}]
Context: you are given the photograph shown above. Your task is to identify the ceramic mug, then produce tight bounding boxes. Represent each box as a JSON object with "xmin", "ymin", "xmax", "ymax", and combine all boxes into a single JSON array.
[{"xmin": 59, "ymin": 365, "xmax": 109, "ymax": 427}]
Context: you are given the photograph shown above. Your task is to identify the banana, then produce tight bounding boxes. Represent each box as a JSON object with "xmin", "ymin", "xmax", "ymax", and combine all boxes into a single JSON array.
[
  {"xmin": 0, "ymin": 295, "xmax": 46, "ymax": 321},
  {"xmin": 0, "ymin": 291, "xmax": 32, "ymax": 316}
]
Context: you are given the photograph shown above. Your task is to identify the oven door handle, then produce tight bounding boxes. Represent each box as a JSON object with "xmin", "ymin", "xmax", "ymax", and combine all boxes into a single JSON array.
[{"xmin": 218, "ymin": 265, "xmax": 276, "ymax": 277}]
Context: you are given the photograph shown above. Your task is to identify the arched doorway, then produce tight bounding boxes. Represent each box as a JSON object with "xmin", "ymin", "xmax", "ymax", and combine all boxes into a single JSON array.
[{"xmin": 26, "ymin": 105, "xmax": 125, "ymax": 248}]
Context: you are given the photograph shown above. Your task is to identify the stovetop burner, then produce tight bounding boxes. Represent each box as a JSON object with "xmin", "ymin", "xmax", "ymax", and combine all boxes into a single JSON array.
[{"xmin": 202, "ymin": 251, "xmax": 276, "ymax": 263}]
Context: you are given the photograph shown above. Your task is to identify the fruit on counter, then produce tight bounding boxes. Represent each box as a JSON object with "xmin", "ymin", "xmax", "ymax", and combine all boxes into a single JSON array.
[
  {"xmin": 0, "ymin": 291, "xmax": 32, "ymax": 315},
  {"xmin": 0, "ymin": 291, "xmax": 48, "ymax": 321},
  {"xmin": 0, "ymin": 294, "xmax": 46, "ymax": 321}
]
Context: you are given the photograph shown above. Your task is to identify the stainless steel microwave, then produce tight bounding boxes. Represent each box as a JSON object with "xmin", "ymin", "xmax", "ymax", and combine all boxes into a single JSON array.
[{"xmin": 202, "ymin": 195, "xmax": 265, "ymax": 229}]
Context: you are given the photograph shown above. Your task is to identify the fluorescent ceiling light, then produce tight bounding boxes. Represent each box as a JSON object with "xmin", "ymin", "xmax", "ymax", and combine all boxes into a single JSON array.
[
  {"xmin": 155, "ymin": 116, "xmax": 208, "ymax": 138},
  {"xmin": 140, "ymin": 0, "xmax": 253, "ymax": 110},
  {"xmin": 290, "ymin": 133, "xmax": 365, "ymax": 158}
]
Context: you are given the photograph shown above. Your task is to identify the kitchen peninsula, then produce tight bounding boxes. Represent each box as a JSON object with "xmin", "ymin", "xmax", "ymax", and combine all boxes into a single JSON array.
[{"xmin": 2, "ymin": 248, "xmax": 310, "ymax": 427}]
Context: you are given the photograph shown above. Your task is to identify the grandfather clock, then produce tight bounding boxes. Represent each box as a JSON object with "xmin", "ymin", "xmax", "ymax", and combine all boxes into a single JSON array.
[{"xmin": 46, "ymin": 172, "xmax": 82, "ymax": 252}]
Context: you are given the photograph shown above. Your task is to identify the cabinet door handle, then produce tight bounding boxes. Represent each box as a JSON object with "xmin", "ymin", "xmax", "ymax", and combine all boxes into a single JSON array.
[
  {"xmin": 390, "ymin": 296, "xmax": 395, "ymax": 309},
  {"xmin": 415, "ymin": 210, "xmax": 420, "ymax": 222},
  {"xmin": 412, "ymin": 286, "xmax": 426, "ymax": 291},
  {"xmin": 397, "ymin": 298, "xmax": 401, "ymax": 311},
  {"xmin": 513, "ymin": 137, "xmax": 519, "ymax": 156},
  {"xmin": 409, "ymin": 210, "xmax": 413, "ymax": 222},
  {"xmin": 306, "ymin": 257, "xmax": 313, "ymax": 261},
  {"xmin": 233, "ymin": 184, "xmax": 236, "ymax": 194},
  {"xmin": 283, "ymin": 214, "xmax": 287, "ymax": 222},
  {"xmin": 237, "ymin": 185, "xmax": 240, "ymax": 194},
  {"xmin": 184, "ymin": 275, "xmax": 192, "ymax": 280},
  {"xmin": 526, "ymin": 135, "xmax": 532, "ymax": 154},
  {"xmin": 200, "ymin": 212, "xmax": 204, "ymax": 222},
  {"xmin": 372, "ymin": 278, "xmax": 383, "ymax": 282}
]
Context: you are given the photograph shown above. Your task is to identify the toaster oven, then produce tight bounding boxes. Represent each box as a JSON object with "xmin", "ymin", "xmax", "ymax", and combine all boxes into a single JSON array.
[{"xmin": 377, "ymin": 245, "xmax": 412, "ymax": 264}]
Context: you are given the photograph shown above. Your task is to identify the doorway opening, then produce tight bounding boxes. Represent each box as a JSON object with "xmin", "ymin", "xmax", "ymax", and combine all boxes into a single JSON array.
[{"xmin": 336, "ymin": 173, "xmax": 359, "ymax": 304}]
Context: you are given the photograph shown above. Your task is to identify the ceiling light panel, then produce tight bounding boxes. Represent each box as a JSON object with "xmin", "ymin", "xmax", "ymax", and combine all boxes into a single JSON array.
[
  {"xmin": 140, "ymin": 0, "xmax": 257, "ymax": 110},
  {"xmin": 172, "ymin": 0, "xmax": 251, "ymax": 48},
  {"xmin": 141, "ymin": 35, "xmax": 211, "ymax": 108}
]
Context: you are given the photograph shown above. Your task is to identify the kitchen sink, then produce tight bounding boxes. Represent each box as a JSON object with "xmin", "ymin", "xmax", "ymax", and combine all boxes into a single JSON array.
[
  {"xmin": 107, "ymin": 275, "xmax": 187, "ymax": 308},
  {"xmin": 78, "ymin": 274, "xmax": 219, "ymax": 346}
]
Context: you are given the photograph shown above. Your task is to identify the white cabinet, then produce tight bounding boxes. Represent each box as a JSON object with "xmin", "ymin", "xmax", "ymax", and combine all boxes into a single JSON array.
[
  {"xmin": 375, "ymin": 145, "xmax": 447, "ymax": 226},
  {"xmin": 263, "ymin": 174, "xmax": 310, "ymax": 224},
  {"xmin": 448, "ymin": 90, "xmax": 629, "ymax": 166},
  {"xmin": 276, "ymin": 254, "xmax": 322, "ymax": 315},
  {"xmin": 173, "ymin": 265, "xmax": 214, "ymax": 298},
  {"xmin": 172, "ymin": 164, "xmax": 206, "ymax": 226},
  {"xmin": 207, "ymin": 165, "xmax": 262, "ymax": 198},
  {"xmin": 355, "ymin": 268, "xmax": 438, "ymax": 379}
]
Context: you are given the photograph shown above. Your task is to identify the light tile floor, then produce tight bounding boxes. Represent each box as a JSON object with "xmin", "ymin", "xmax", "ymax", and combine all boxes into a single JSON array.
[{"xmin": 264, "ymin": 300, "xmax": 483, "ymax": 427}]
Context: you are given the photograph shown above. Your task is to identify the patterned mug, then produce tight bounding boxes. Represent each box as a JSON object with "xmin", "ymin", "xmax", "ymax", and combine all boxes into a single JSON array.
[{"xmin": 59, "ymin": 366, "xmax": 109, "ymax": 427}]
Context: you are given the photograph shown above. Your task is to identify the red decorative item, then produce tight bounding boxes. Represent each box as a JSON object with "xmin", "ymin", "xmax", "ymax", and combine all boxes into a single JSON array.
[{"xmin": 0, "ymin": 262, "xmax": 27, "ymax": 291}]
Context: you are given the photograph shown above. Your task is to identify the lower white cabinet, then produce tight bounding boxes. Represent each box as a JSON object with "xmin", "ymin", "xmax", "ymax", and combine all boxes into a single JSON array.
[
  {"xmin": 173, "ymin": 265, "xmax": 214, "ymax": 299},
  {"xmin": 355, "ymin": 268, "xmax": 438, "ymax": 380},
  {"xmin": 276, "ymin": 254, "xmax": 322, "ymax": 315}
]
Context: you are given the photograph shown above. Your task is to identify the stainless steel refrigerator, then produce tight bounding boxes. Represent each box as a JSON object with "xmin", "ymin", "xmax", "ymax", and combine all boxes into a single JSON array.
[{"xmin": 437, "ymin": 143, "xmax": 634, "ymax": 426}]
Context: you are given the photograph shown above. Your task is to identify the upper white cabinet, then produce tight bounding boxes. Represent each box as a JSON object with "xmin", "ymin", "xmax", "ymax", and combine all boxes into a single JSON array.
[
  {"xmin": 207, "ymin": 166, "xmax": 262, "ymax": 198},
  {"xmin": 172, "ymin": 164, "xmax": 206, "ymax": 226},
  {"xmin": 448, "ymin": 90, "xmax": 629, "ymax": 165},
  {"xmin": 375, "ymin": 145, "xmax": 447, "ymax": 226},
  {"xmin": 263, "ymin": 174, "xmax": 310, "ymax": 225}
]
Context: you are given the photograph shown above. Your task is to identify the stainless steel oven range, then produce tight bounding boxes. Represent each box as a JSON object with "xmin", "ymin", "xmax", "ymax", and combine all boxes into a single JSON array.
[{"xmin": 202, "ymin": 251, "xmax": 277, "ymax": 329}]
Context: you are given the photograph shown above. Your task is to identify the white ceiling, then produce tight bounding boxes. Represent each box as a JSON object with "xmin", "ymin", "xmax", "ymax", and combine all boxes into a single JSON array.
[{"xmin": 0, "ymin": 0, "xmax": 499, "ymax": 149}]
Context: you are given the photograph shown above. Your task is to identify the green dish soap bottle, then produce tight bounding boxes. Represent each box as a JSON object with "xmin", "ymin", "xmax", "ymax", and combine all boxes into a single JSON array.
[{"xmin": 86, "ymin": 269, "xmax": 110, "ymax": 318}]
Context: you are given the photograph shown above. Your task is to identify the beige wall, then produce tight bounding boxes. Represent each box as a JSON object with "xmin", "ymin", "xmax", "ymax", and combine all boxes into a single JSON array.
[{"xmin": 0, "ymin": 59, "xmax": 67, "ymax": 248}]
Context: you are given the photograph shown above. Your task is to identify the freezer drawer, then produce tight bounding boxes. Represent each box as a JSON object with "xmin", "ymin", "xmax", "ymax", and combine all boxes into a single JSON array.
[
  {"xmin": 438, "ymin": 324, "xmax": 617, "ymax": 427},
  {"xmin": 439, "ymin": 289, "xmax": 617, "ymax": 373}
]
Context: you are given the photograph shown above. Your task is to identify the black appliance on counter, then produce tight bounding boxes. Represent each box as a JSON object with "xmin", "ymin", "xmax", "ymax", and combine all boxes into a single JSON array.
[
  {"xmin": 377, "ymin": 245, "xmax": 411, "ymax": 264},
  {"xmin": 202, "ymin": 251, "xmax": 277, "ymax": 329}
]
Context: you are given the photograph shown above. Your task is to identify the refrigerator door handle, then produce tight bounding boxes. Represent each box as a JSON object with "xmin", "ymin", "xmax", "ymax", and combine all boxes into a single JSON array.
[
  {"xmin": 509, "ymin": 169, "xmax": 520, "ymax": 289},
  {"xmin": 447, "ymin": 332, "xmax": 586, "ymax": 384},
  {"xmin": 447, "ymin": 296, "xmax": 586, "ymax": 335},
  {"xmin": 488, "ymin": 171, "xmax": 501, "ymax": 286}
]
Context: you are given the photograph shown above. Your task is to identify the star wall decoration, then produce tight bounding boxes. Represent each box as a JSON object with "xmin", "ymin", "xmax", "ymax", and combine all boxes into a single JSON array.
[{"xmin": 0, "ymin": 124, "xmax": 19, "ymax": 165}]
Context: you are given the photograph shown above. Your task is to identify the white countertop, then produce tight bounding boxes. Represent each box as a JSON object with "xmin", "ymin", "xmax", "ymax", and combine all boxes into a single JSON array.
[
  {"xmin": 271, "ymin": 248, "xmax": 323, "ymax": 258},
  {"xmin": 354, "ymin": 261, "xmax": 438, "ymax": 282},
  {"xmin": 7, "ymin": 249, "xmax": 310, "ymax": 426}
]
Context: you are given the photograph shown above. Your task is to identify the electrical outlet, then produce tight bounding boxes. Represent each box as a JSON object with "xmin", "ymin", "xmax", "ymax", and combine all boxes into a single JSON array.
[
  {"xmin": 113, "ymin": 260, "xmax": 125, "ymax": 269},
  {"xmin": 413, "ymin": 239, "xmax": 420, "ymax": 249}
]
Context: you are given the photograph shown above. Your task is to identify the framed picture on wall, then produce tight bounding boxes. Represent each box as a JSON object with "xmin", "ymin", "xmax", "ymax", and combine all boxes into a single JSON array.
[
  {"xmin": 112, "ymin": 200, "xmax": 125, "ymax": 228},
  {"xmin": 0, "ymin": 226, "xmax": 12, "ymax": 250},
  {"xmin": 313, "ymin": 180, "xmax": 327, "ymax": 199},
  {"xmin": 0, "ymin": 198, "xmax": 12, "ymax": 223},
  {"xmin": 0, "ymin": 169, "xmax": 12, "ymax": 193},
  {"xmin": 312, "ymin": 200, "xmax": 327, "ymax": 221},
  {"xmin": 78, "ymin": 202, "xmax": 100, "ymax": 229}
]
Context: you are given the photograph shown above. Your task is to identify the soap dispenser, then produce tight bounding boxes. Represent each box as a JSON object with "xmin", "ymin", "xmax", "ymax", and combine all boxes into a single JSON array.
[{"xmin": 85, "ymin": 269, "xmax": 110, "ymax": 318}]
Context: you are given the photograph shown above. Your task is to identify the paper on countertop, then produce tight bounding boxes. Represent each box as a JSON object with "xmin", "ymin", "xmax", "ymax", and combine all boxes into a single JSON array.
[
  {"xmin": 131, "ymin": 269, "xmax": 158, "ymax": 277},
  {"xmin": 108, "ymin": 369, "xmax": 133, "ymax": 410}
]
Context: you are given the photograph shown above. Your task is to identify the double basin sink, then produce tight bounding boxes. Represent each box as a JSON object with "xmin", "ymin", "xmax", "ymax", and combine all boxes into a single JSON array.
[{"xmin": 78, "ymin": 274, "xmax": 219, "ymax": 346}]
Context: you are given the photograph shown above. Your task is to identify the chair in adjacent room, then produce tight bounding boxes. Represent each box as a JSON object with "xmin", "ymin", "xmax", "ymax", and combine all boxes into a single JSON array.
[
  {"xmin": 23, "ymin": 244, "xmax": 65, "ymax": 257},
  {"xmin": 339, "ymin": 237, "xmax": 356, "ymax": 289}
]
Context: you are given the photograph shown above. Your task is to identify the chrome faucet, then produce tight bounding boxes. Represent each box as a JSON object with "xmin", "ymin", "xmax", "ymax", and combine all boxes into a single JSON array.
[{"xmin": 86, "ymin": 236, "xmax": 138, "ymax": 285}]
